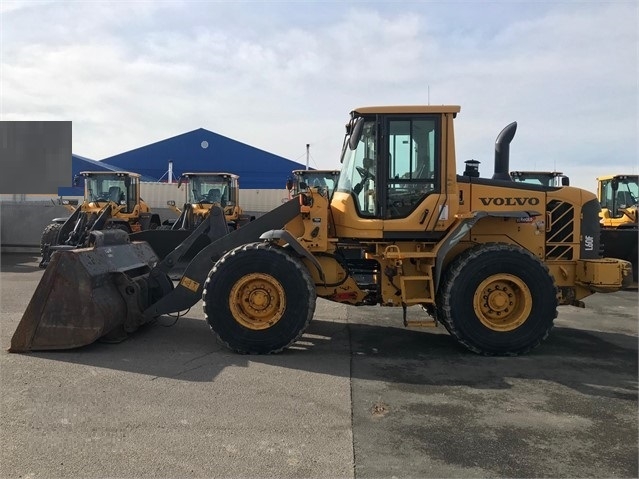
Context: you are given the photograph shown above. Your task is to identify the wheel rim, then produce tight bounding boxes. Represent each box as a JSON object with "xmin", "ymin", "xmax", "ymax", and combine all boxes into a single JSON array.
[
  {"xmin": 229, "ymin": 273, "xmax": 286, "ymax": 330},
  {"xmin": 473, "ymin": 274, "xmax": 532, "ymax": 331}
]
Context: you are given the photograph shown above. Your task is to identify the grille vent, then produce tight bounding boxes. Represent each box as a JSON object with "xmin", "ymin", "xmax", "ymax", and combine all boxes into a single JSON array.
[{"xmin": 545, "ymin": 200, "xmax": 574, "ymax": 260}]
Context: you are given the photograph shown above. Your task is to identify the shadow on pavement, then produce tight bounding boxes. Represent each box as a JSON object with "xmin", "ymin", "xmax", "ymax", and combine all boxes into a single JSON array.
[
  {"xmin": 11, "ymin": 314, "xmax": 637, "ymax": 401},
  {"xmin": 0, "ymin": 253, "xmax": 42, "ymax": 273}
]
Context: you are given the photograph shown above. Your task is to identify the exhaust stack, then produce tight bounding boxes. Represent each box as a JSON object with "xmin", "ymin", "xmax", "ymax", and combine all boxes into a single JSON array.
[{"xmin": 492, "ymin": 121, "xmax": 517, "ymax": 181}]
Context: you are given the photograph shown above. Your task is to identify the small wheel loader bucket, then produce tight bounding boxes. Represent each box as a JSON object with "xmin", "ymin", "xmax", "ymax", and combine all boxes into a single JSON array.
[{"xmin": 9, "ymin": 230, "xmax": 160, "ymax": 353}]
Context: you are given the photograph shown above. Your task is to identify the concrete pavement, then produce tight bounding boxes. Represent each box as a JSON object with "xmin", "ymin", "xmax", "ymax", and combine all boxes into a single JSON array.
[{"xmin": 1, "ymin": 253, "xmax": 637, "ymax": 478}]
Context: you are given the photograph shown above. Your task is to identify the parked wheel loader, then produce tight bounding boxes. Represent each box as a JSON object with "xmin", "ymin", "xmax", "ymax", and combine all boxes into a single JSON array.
[
  {"xmin": 163, "ymin": 172, "xmax": 255, "ymax": 231},
  {"xmin": 287, "ymin": 169, "xmax": 341, "ymax": 198},
  {"xmin": 39, "ymin": 171, "xmax": 161, "ymax": 268},
  {"xmin": 511, "ymin": 171, "xmax": 570, "ymax": 187},
  {"xmin": 128, "ymin": 172, "xmax": 255, "ymax": 267},
  {"xmin": 11, "ymin": 105, "xmax": 632, "ymax": 357},
  {"xmin": 597, "ymin": 174, "xmax": 638, "ymax": 284}
]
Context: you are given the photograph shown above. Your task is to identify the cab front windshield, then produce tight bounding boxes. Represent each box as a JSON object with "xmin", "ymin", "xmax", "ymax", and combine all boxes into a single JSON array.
[
  {"xmin": 601, "ymin": 176, "xmax": 639, "ymax": 216},
  {"xmin": 337, "ymin": 118, "xmax": 377, "ymax": 216},
  {"xmin": 511, "ymin": 172, "xmax": 567, "ymax": 187},
  {"xmin": 514, "ymin": 175, "xmax": 555, "ymax": 186},
  {"xmin": 189, "ymin": 176, "xmax": 230, "ymax": 206},
  {"xmin": 86, "ymin": 175, "xmax": 129, "ymax": 204},
  {"xmin": 297, "ymin": 172, "xmax": 339, "ymax": 196}
]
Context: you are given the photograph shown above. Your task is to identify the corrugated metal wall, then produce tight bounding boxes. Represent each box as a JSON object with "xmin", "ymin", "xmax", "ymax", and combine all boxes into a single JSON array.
[{"xmin": 102, "ymin": 128, "xmax": 307, "ymax": 189}]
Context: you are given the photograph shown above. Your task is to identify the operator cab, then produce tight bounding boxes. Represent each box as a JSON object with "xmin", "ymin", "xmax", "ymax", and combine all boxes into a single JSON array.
[
  {"xmin": 178, "ymin": 172, "xmax": 239, "ymax": 207},
  {"xmin": 79, "ymin": 171, "xmax": 139, "ymax": 213},
  {"xmin": 332, "ymin": 106, "xmax": 463, "ymax": 239},
  {"xmin": 598, "ymin": 174, "xmax": 638, "ymax": 220},
  {"xmin": 336, "ymin": 108, "xmax": 446, "ymax": 220},
  {"xmin": 510, "ymin": 171, "xmax": 570, "ymax": 187},
  {"xmin": 288, "ymin": 169, "xmax": 341, "ymax": 198}
]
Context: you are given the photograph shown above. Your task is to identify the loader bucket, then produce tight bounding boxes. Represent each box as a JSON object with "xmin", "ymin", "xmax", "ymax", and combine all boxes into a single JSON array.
[
  {"xmin": 129, "ymin": 229, "xmax": 209, "ymax": 262},
  {"xmin": 9, "ymin": 230, "xmax": 160, "ymax": 353}
]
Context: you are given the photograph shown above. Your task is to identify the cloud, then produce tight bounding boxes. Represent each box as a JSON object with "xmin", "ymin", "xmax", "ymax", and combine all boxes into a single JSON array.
[
  {"xmin": 1, "ymin": 1, "xmax": 637, "ymax": 190},
  {"xmin": 0, "ymin": 0, "xmax": 54, "ymax": 15}
]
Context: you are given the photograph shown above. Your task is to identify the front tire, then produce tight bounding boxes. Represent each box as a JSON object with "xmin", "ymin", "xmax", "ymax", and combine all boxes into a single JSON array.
[
  {"xmin": 437, "ymin": 243, "xmax": 558, "ymax": 356},
  {"xmin": 40, "ymin": 222, "xmax": 63, "ymax": 255},
  {"xmin": 106, "ymin": 221, "xmax": 131, "ymax": 233},
  {"xmin": 202, "ymin": 242, "xmax": 316, "ymax": 354}
]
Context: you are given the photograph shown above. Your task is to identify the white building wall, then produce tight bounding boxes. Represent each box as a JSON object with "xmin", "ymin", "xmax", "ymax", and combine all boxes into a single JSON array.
[
  {"xmin": 0, "ymin": 193, "xmax": 62, "ymax": 202},
  {"xmin": 0, "ymin": 185, "xmax": 291, "ymax": 251},
  {"xmin": 139, "ymin": 182, "xmax": 187, "ymax": 209},
  {"xmin": 139, "ymin": 183, "xmax": 289, "ymax": 213},
  {"xmin": 239, "ymin": 189, "xmax": 290, "ymax": 212}
]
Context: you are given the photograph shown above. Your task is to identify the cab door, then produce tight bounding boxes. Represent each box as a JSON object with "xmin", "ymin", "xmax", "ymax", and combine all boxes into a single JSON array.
[
  {"xmin": 381, "ymin": 116, "xmax": 439, "ymax": 218},
  {"xmin": 379, "ymin": 115, "xmax": 451, "ymax": 237}
]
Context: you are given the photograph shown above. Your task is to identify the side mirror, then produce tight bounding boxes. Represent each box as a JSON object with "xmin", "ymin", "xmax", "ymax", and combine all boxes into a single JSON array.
[
  {"xmin": 348, "ymin": 118, "xmax": 364, "ymax": 150},
  {"xmin": 561, "ymin": 176, "xmax": 570, "ymax": 186},
  {"xmin": 286, "ymin": 179, "xmax": 294, "ymax": 191},
  {"xmin": 124, "ymin": 177, "xmax": 131, "ymax": 188},
  {"xmin": 611, "ymin": 179, "xmax": 619, "ymax": 191},
  {"xmin": 178, "ymin": 177, "xmax": 184, "ymax": 188}
]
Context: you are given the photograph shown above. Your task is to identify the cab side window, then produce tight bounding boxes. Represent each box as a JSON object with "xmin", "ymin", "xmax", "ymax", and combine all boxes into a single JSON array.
[
  {"xmin": 600, "ymin": 180, "xmax": 615, "ymax": 216},
  {"xmin": 386, "ymin": 118, "xmax": 438, "ymax": 218}
]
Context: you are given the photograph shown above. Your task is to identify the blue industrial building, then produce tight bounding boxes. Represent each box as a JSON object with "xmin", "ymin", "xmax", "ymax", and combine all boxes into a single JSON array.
[
  {"xmin": 58, "ymin": 154, "xmax": 129, "ymax": 196},
  {"xmin": 58, "ymin": 154, "xmax": 159, "ymax": 196},
  {"xmin": 100, "ymin": 128, "xmax": 306, "ymax": 189}
]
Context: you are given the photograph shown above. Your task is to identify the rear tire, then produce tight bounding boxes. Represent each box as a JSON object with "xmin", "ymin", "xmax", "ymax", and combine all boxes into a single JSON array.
[
  {"xmin": 202, "ymin": 242, "xmax": 316, "ymax": 354},
  {"xmin": 436, "ymin": 243, "xmax": 557, "ymax": 356},
  {"xmin": 106, "ymin": 222, "xmax": 131, "ymax": 233},
  {"xmin": 40, "ymin": 223, "xmax": 63, "ymax": 255}
]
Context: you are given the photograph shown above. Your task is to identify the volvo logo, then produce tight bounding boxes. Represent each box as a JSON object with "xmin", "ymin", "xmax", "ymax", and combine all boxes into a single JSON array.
[{"xmin": 479, "ymin": 197, "xmax": 540, "ymax": 206}]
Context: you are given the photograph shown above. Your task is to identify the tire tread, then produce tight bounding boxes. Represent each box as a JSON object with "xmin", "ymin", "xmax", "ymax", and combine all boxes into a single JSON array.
[
  {"xmin": 436, "ymin": 243, "xmax": 558, "ymax": 356},
  {"xmin": 202, "ymin": 242, "xmax": 316, "ymax": 354}
]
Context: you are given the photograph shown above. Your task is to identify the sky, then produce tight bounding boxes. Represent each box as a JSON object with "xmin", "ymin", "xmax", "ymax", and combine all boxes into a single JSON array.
[{"xmin": 1, "ymin": 0, "xmax": 637, "ymax": 192}]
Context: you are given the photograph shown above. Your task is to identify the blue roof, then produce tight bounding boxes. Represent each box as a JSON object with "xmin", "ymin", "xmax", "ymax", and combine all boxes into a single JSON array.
[
  {"xmin": 101, "ymin": 128, "xmax": 306, "ymax": 189},
  {"xmin": 73, "ymin": 154, "xmax": 119, "ymax": 172},
  {"xmin": 58, "ymin": 155, "xmax": 110, "ymax": 196},
  {"xmin": 58, "ymin": 154, "xmax": 156, "ymax": 196}
]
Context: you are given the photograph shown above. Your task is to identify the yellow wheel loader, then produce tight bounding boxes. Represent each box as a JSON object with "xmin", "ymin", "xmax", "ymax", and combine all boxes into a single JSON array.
[
  {"xmin": 163, "ymin": 172, "xmax": 254, "ymax": 231},
  {"xmin": 129, "ymin": 172, "xmax": 255, "ymax": 267},
  {"xmin": 597, "ymin": 174, "xmax": 638, "ymax": 284},
  {"xmin": 510, "ymin": 171, "xmax": 570, "ymax": 187},
  {"xmin": 39, "ymin": 171, "xmax": 161, "ymax": 268},
  {"xmin": 287, "ymin": 169, "xmax": 341, "ymax": 198},
  {"xmin": 11, "ymin": 106, "xmax": 632, "ymax": 356}
]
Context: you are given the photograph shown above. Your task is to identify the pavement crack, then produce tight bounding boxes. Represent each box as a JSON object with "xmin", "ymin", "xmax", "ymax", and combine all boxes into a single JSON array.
[{"xmin": 183, "ymin": 350, "xmax": 218, "ymax": 364}]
